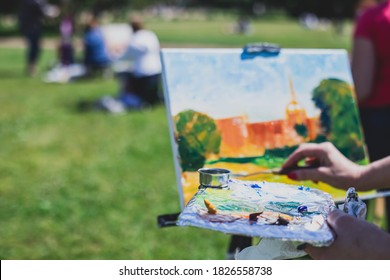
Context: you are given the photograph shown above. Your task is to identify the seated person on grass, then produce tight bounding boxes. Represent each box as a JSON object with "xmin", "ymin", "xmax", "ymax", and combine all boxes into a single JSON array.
[{"xmin": 83, "ymin": 15, "xmax": 111, "ymax": 75}]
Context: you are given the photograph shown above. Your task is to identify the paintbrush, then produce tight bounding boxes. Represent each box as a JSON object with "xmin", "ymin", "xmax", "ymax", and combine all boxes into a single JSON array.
[{"xmin": 232, "ymin": 164, "xmax": 320, "ymax": 178}]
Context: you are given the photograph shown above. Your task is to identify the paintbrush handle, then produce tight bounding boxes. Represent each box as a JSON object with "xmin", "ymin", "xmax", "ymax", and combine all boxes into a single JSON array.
[
  {"xmin": 277, "ymin": 163, "xmax": 320, "ymax": 175},
  {"xmin": 233, "ymin": 163, "xmax": 320, "ymax": 178}
]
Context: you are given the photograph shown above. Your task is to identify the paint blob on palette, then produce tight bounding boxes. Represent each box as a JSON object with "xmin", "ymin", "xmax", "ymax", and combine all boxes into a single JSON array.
[{"xmin": 177, "ymin": 179, "xmax": 335, "ymax": 246}]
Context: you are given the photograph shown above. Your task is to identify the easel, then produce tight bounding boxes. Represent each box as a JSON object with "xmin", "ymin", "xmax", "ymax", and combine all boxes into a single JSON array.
[{"xmin": 157, "ymin": 212, "xmax": 252, "ymax": 259}]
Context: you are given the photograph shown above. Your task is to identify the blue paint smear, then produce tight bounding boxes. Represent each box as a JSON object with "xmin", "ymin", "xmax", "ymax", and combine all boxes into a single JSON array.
[{"xmin": 251, "ymin": 183, "xmax": 262, "ymax": 189}]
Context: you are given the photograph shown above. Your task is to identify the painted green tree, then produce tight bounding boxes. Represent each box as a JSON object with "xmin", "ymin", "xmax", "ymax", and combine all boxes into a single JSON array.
[
  {"xmin": 174, "ymin": 110, "xmax": 221, "ymax": 171},
  {"xmin": 312, "ymin": 78, "xmax": 366, "ymax": 161},
  {"xmin": 294, "ymin": 123, "xmax": 308, "ymax": 139}
]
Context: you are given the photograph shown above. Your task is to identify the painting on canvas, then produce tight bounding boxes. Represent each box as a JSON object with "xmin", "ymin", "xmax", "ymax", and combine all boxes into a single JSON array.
[{"xmin": 161, "ymin": 48, "xmax": 372, "ymax": 208}]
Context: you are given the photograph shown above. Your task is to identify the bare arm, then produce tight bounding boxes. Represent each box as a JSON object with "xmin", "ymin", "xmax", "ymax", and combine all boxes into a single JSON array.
[
  {"xmin": 283, "ymin": 142, "xmax": 390, "ymax": 191},
  {"xmin": 351, "ymin": 37, "xmax": 376, "ymax": 102},
  {"xmin": 360, "ymin": 156, "xmax": 390, "ymax": 190}
]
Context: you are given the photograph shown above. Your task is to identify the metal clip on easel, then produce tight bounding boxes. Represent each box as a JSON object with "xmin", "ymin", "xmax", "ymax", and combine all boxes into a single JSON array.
[
  {"xmin": 341, "ymin": 187, "xmax": 367, "ymax": 219},
  {"xmin": 241, "ymin": 42, "xmax": 281, "ymax": 60},
  {"xmin": 157, "ymin": 213, "xmax": 180, "ymax": 228}
]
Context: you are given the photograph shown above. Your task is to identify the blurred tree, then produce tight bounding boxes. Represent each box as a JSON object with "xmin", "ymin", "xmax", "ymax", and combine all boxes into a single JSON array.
[
  {"xmin": 312, "ymin": 78, "xmax": 366, "ymax": 161},
  {"xmin": 0, "ymin": 0, "xmax": 361, "ymax": 18},
  {"xmin": 193, "ymin": 0, "xmax": 360, "ymax": 18},
  {"xmin": 294, "ymin": 123, "xmax": 308, "ymax": 139},
  {"xmin": 0, "ymin": 2, "xmax": 19, "ymax": 15},
  {"xmin": 174, "ymin": 110, "xmax": 221, "ymax": 172}
]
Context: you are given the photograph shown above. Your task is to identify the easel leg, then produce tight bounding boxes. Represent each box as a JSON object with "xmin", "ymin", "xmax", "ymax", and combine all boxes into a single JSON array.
[{"xmin": 226, "ymin": 235, "xmax": 252, "ymax": 260}]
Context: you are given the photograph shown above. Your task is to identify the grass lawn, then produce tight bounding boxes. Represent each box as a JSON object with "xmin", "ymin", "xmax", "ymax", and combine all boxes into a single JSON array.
[
  {"xmin": 0, "ymin": 46, "xmax": 233, "ymax": 259},
  {"xmin": 0, "ymin": 17, "xmax": 383, "ymax": 260}
]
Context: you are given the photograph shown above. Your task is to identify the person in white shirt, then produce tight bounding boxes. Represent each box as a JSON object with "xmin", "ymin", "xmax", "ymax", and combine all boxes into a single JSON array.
[{"xmin": 117, "ymin": 15, "xmax": 162, "ymax": 108}]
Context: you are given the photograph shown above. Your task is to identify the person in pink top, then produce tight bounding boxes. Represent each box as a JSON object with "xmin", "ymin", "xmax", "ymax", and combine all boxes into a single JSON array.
[{"xmin": 352, "ymin": 0, "xmax": 390, "ymax": 233}]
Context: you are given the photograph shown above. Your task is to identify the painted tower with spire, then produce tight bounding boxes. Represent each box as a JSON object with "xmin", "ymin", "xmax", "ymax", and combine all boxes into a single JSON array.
[{"xmin": 285, "ymin": 77, "xmax": 307, "ymax": 126}]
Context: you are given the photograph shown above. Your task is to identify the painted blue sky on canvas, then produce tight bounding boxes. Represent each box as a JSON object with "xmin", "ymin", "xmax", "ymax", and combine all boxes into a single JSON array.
[{"xmin": 162, "ymin": 49, "xmax": 354, "ymax": 122}]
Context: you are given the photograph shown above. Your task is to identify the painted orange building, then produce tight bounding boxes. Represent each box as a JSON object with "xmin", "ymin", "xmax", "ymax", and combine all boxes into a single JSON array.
[
  {"xmin": 215, "ymin": 116, "xmax": 257, "ymax": 157},
  {"xmin": 215, "ymin": 78, "xmax": 321, "ymax": 157}
]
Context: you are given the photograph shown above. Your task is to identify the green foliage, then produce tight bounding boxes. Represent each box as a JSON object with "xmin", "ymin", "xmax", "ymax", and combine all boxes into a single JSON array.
[
  {"xmin": 174, "ymin": 110, "xmax": 221, "ymax": 171},
  {"xmin": 312, "ymin": 78, "xmax": 366, "ymax": 161},
  {"xmin": 294, "ymin": 123, "xmax": 308, "ymax": 138},
  {"xmin": 0, "ymin": 0, "xmax": 359, "ymax": 19},
  {"xmin": 264, "ymin": 145, "xmax": 299, "ymax": 160}
]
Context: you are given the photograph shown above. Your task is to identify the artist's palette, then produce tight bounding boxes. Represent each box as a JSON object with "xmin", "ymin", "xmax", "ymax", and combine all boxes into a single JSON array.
[{"xmin": 177, "ymin": 179, "xmax": 335, "ymax": 246}]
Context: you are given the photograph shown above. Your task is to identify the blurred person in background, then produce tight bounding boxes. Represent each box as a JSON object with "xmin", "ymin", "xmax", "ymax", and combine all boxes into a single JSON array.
[
  {"xmin": 116, "ymin": 14, "xmax": 162, "ymax": 109},
  {"xmin": 83, "ymin": 14, "xmax": 112, "ymax": 75},
  {"xmin": 355, "ymin": 0, "xmax": 380, "ymax": 17},
  {"xmin": 18, "ymin": 0, "xmax": 58, "ymax": 76},
  {"xmin": 58, "ymin": 0, "xmax": 75, "ymax": 66},
  {"xmin": 351, "ymin": 0, "xmax": 390, "ymax": 232}
]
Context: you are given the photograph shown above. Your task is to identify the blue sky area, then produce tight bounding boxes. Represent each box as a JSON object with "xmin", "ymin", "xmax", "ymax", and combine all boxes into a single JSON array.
[{"xmin": 162, "ymin": 48, "xmax": 354, "ymax": 122}]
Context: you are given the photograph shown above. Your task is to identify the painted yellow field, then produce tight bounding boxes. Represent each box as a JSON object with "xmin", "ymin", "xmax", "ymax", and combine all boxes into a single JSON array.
[{"xmin": 181, "ymin": 162, "xmax": 375, "ymax": 205}]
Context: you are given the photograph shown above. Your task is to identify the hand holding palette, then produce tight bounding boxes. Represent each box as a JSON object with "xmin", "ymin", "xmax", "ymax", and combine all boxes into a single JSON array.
[{"xmin": 177, "ymin": 168, "xmax": 335, "ymax": 246}]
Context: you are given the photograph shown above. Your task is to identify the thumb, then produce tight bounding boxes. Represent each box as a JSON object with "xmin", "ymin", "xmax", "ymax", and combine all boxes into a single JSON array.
[{"xmin": 326, "ymin": 209, "xmax": 353, "ymax": 232}]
